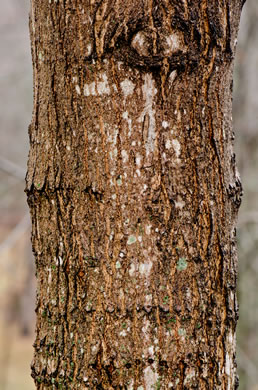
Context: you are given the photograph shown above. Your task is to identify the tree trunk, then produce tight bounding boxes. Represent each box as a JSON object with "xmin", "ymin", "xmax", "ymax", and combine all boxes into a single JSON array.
[{"xmin": 26, "ymin": 1, "xmax": 244, "ymax": 389}]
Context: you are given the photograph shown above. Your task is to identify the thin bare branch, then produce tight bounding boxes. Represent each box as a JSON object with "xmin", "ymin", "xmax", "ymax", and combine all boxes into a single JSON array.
[
  {"xmin": 0, "ymin": 213, "xmax": 30, "ymax": 258},
  {"xmin": 0, "ymin": 156, "xmax": 26, "ymax": 180}
]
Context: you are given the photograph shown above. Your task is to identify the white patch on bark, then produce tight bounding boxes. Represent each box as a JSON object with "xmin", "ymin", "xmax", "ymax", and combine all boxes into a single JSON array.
[
  {"xmin": 122, "ymin": 111, "xmax": 132, "ymax": 137},
  {"xmin": 75, "ymin": 85, "xmax": 81, "ymax": 94},
  {"xmin": 127, "ymin": 380, "xmax": 134, "ymax": 390},
  {"xmin": 183, "ymin": 368, "xmax": 196, "ymax": 385},
  {"xmin": 136, "ymin": 155, "xmax": 142, "ymax": 166},
  {"xmin": 86, "ymin": 43, "xmax": 92, "ymax": 56},
  {"xmin": 225, "ymin": 329, "xmax": 235, "ymax": 390},
  {"xmin": 145, "ymin": 225, "xmax": 152, "ymax": 235},
  {"xmin": 47, "ymin": 359, "xmax": 57, "ymax": 374},
  {"xmin": 144, "ymin": 365, "xmax": 159, "ymax": 389},
  {"xmin": 84, "ymin": 73, "xmax": 110, "ymax": 96},
  {"xmin": 172, "ymin": 139, "xmax": 181, "ymax": 158},
  {"xmin": 133, "ymin": 31, "xmax": 145, "ymax": 47},
  {"xmin": 162, "ymin": 121, "xmax": 169, "ymax": 128},
  {"xmin": 120, "ymin": 79, "xmax": 135, "ymax": 98},
  {"xmin": 165, "ymin": 33, "xmax": 180, "ymax": 54},
  {"xmin": 131, "ymin": 31, "xmax": 149, "ymax": 56},
  {"xmin": 91, "ymin": 345, "xmax": 98, "ymax": 353},
  {"xmin": 121, "ymin": 150, "xmax": 129, "ymax": 163},
  {"xmin": 141, "ymin": 317, "xmax": 155, "ymax": 360},
  {"xmin": 112, "ymin": 84, "xmax": 118, "ymax": 92},
  {"xmin": 139, "ymin": 261, "xmax": 153, "ymax": 277},
  {"xmin": 144, "ymin": 294, "xmax": 152, "ymax": 312},
  {"xmin": 186, "ymin": 288, "xmax": 191, "ymax": 301},
  {"xmin": 169, "ymin": 70, "xmax": 177, "ymax": 85},
  {"xmin": 142, "ymin": 318, "xmax": 150, "ymax": 338},
  {"xmin": 84, "ymin": 81, "xmax": 96, "ymax": 96},
  {"xmin": 129, "ymin": 263, "xmax": 136, "ymax": 277},
  {"xmin": 175, "ymin": 199, "xmax": 185, "ymax": 209},
  {"xmin": 107, "ymin": 127, "xmax": 118, "ymax": 148},
  {"xmin": 140, "ymin": 74, "xmax": 157, "ymax": 156},
  {"xmin": 225, "ymin": 349, "xmax": 231, "ymax": 371},
  {"xmin": 116, "ymin": 61, "xmax": 123, "ymax": 70},
  {"xmin": 165, "ymin": 139, "xmax": 172, "ymax": 149},
  {"xmin": 97, "ymin": 73, "xmax": 110, "ymax": 95},
  {"xmin": 202, "ymin": 364, "xmax": 208, "ymax": 378}
]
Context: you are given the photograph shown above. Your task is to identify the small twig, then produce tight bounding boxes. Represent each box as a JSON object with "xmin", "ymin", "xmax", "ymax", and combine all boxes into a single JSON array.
[
  {"xmin": 0, "ymin": 214, "xmax": 30, "ymax": 259},
  {"xmin": 0, "ymin": 156, "xmax": 26, "ymax": 180}
]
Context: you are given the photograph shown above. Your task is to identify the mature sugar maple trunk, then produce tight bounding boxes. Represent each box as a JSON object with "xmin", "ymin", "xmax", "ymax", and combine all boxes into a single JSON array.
[{"xmin": 26, "ymin": 1, "xmax": 244, "ymax": 389}]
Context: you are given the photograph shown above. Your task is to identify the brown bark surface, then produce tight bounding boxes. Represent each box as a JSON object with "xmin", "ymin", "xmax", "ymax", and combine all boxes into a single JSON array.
[{"xmin": 26, "ymin": 1, "xmax": 244, "ymax": 388}]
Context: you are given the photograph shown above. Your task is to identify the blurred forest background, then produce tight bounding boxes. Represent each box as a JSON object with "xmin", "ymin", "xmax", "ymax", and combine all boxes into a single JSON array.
[{"xmin": 0, "ymin": 1, "xmax": 257, "ymax": 389}]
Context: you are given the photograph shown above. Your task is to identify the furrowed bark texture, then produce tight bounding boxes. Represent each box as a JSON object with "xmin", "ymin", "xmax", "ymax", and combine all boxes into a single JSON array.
[{"xmin": 26, "ymin": 1, "xmax": 243, "ymax": 389}]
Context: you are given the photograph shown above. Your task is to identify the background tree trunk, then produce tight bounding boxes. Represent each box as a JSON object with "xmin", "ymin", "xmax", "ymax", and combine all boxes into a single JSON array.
[{"xmin": 26, "ymin": 1, "xmax": 244, "ymax": 388}]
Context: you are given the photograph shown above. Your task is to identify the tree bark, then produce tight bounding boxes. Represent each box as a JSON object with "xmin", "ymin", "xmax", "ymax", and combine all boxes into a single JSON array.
[{"xmin": 26, "ymin": 1, "xmax": 244, "ymax": 389}]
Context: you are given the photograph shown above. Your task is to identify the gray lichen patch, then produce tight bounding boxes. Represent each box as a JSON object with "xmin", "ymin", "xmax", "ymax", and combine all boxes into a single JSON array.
[
  {"xmin": 116, "ymin": 261, "xmax": 122, "ymax": 269},
  {"xmin": 178, "ymin": 328, "xmax": 186, "ymax": 337},
  {"xmin": 117, "ymin": 177, "xmax": 122, "ymax": 186},
  {"xmin": 176, "ymin": 257, "xmax": 188, "ymax": 271},
  {"xmin": 127, "ymin": 235, "xmax": 137, "ymax": 245}
]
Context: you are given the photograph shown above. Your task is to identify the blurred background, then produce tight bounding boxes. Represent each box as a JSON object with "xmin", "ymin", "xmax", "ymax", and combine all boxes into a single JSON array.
[{"xmin": 0, "ymin": 1, "xmax": 257, "ymax": 389}]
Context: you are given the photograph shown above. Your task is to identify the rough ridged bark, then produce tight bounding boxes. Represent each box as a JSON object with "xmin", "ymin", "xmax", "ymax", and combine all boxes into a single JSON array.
[{"xmin": 26, "ymin": 1, "xmax": 244, "ymax": 389}]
